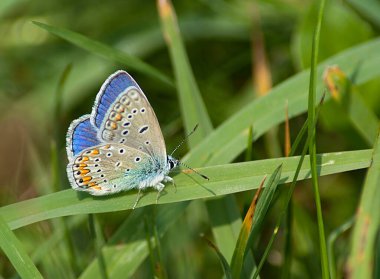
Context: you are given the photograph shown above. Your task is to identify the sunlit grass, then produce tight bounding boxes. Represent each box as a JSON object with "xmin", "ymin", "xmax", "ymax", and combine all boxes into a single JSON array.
[{"xmin": 0, "ymin": 0, "xmax": 379, "ymax": 278}]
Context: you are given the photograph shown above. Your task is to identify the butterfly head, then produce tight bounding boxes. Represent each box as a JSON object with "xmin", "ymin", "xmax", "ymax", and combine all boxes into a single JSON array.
[{"xmin": 167, "ymin": 155, "xmax": 179, "ymax": 170}]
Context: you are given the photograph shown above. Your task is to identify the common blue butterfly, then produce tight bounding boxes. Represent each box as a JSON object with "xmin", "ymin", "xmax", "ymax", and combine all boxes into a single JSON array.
[{"xmin": 66, "ymin": 70, "xmax": 183, "ymax": 208}]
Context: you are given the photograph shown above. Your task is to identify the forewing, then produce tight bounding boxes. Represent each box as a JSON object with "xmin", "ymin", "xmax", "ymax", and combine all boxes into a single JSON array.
[
  {"xmin": 91, "ymin": 71, "xmax": 139, "ymax": 129},
  {"xmin": 67, "ymin": 143, "xmax": 151, "ymax": 195},
  {"xmin": 96, "ymin": 81, "xmax": 167, "ymax": 161}
]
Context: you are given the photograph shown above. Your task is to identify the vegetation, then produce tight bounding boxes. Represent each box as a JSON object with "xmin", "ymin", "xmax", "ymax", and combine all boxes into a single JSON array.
[{"xmin": 0, "ymin": 0, "xmax": 379, "ymax": 278}]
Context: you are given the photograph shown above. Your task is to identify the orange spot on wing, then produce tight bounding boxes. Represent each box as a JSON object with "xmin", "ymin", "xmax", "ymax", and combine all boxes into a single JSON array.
[
  {"xmin": 79, "ymin": 165, "xmax": 88, "ymax": 170},
  {"xmin": 91, "ymin": 185, "xmax": 102, "ymax": 191},
  {"xmin": 111, "ymin": 122, "xmax": 117, "ymax": 130},
  {"xmin": 88, "ymin": 182, "xmax": 97, "ymax": 187},
  {"xmin": 91, "ymin": 149, "xmax": 99, "ymax": 155},
  {"xmin": 82, "ymin": 176, "xmax": 92, "ymax": 182},
  {"xmin": 81, "ymin": 156, "xmax": 89, "ymax": 162},
  {"xmin": 114, "ymin": 113, "xmax": 122, "ymax": 121},
  {"xmin": 80, "ymin": 169, "xmax": 90, "ymax": 175}
]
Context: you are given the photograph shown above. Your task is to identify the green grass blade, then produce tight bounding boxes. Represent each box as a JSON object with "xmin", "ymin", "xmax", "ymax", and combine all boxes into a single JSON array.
[
  {"xmin": 79, "ymin": 203, "xmax": 188, "ymax": 278},
  {"xmin": 324, "ymin": 66, "xmax": 379, "ymax": 146},
  {"xmin": 231, "ymin": 165, "xmax": 282, "ymax": 279},
  {"xmin": 157, "ymin": 0, "xmax": 213, "ymax": 145},
  {"xmin": 31, "ymin": 215, "xmax": 85, "ymax": 264},
  {"xmin": 203, "ymin": 236, "xmax": 232, "ymax": 279},
  {"xmin": 0, "ymin": 215, "xmax": 43, "ymax": 279},
  {"xmin": 245, "ymin": 126, "xmax": 254, "ymax": 161},
  {"xmin": 346, "ymin": 0, "xmax": 380, "ymax": 29},
  {"xmin": 253, "ymin": 99, "xmax": 323, "ymax": 278},
  {"xmin": 205, "ymin": 197, "xmax": 243, "ymax": 262},
  {"xmin": 89, "ymin": 214, "xmax": 108, "ymax": 279},
  {"xmin": 157, "ymin": 0, "xmax": 243, "ymax": 269},
  {"xmin": 0, "ymin": 149, "xmax": 372, "ymax": 230},
  {"xmin": 182, "ymin": 38, "xmax": 380, "ymax": 167},
  {"xmin": 327, "ymin": 216, "xmax": 355, "ymax": 279},
  {"xmin": 307, "ymin": 0, "xmax": 329, "ymax": 277},
  {"xmin": 347, "ymin": 130, "xmax": 380, "ymax": 278},
  {"xmin": 32, "ymin": 21, "xmax": 173, "ymax": 87}
]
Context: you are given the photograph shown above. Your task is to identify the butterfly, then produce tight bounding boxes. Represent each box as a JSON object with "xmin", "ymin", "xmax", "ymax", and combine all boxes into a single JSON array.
[{"xmin": 66, "ymin": 70, "xmax": 187, "ymax": 208}]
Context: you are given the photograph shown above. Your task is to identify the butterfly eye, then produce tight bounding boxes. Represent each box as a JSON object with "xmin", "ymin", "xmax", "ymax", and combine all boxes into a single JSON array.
[
  {"xmin": 169, "ymin": 161, "xmax": 175, "ymax": 169},
  {"xmin": 119, "ymin": 148, "xmax": 125, "ymax": 154},
  {"xmin": 134, "ymin": 157, "xmax": 141, "ymax": 162},
  {"xmin": 132, "ymin": 108, "xmax": 138, "ymax": 114},
  {"xmin": 106, "ymin": 152, "xmax": 112, "ymax": 157},
  {"xmin": 127, "ymin": 114, "xmax": 133, "ymax": 119},
  {"xmin": 140, "ymin": 108, "xmax": 146, "ymax": 113},
  {"xmin": 122, "ymin": 130, "xmax": 129, "ymax": 136},
  {"xmin": 145, "ymin": 141, "xmax": 150, "ymax": 145}
]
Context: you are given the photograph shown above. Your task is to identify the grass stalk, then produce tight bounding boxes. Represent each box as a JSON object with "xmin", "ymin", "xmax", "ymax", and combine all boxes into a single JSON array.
[{"xmin": 307, "ymin": 0, "xmax": 329, "ymax": 277}]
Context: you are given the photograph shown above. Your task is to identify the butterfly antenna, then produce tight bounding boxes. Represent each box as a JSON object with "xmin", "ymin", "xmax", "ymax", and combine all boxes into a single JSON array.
[
  {"xmin": 178, "ymin": 161, "xmax": 209, "ymax": 181},
  {"xmin": 170, "ymin": 124, "xmax": 199, "ymax": 156}
]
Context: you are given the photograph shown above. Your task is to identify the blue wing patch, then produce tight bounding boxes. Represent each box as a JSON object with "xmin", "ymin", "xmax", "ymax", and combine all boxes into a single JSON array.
[
  {"xmin": 66, "ymin": 115, "xmax": 101, "ymax": 159},
  {"xmin": 91, "ymin": 70, "xmax": 140, "ymax": 128}
]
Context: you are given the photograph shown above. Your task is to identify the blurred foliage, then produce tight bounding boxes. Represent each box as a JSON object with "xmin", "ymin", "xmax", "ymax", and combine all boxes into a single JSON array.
[{"xmin": 0, "ymin": 0, "xmax": 379, "ymax": 278}]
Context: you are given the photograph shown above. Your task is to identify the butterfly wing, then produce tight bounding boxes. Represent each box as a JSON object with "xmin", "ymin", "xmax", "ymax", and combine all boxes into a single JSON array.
[
  {"xmin": 67, "ymin": 143, "xmax": 154, "ymax": 195},
  {"xmin": 66, "ymin": 115, "xmax": 101, "ymax": 161},
  {"xmin": 91, "ymin": 71, "xmax": 167, "ymax": 162}
]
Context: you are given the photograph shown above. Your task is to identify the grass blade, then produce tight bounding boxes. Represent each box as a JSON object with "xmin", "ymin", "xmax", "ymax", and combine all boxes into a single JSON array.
[
  {"xmin": 182, "ymin": 38, "xmax": 380, "ymax": 167},
  {"xmin": 157, "ymin": 0, "xmax": 213, "ymax": 145},
  {"xmin": 231, "ymin": 177, "xmax": 266, "ymax": 279},
  {"xmin": 0, "ymin": 215, "xmax": 43, "ymax": 279},
  {"xmin": 282, "ymin": 102, "xmax": 292, "ymax": 279},
  {"xmin": 202, "ymin": 236, "xmax": 232, "ymax": 279},
  {"xmin": 32, "ymin": 21, "xmax": 173, "ymax": 87},
  {"xmin": 231, "ymin": 165, "xmax": 282, "ymax": 278},
  {"xmin": 0, "ymin": 149, "xmax": 371, "ymax": 229},
  {"xmin": 79, "ymin": 204, "xmax": 187, "ymax": 278},
  {"xmin": 307, "ymin": 0, "xmax": 329, "ymax": 276},
  {"xmin": 323, "ymin": 65, "xmax": 379, "ymax": 146},
  {"xmin": 253, "ymin": 96, "xmax": 324, "ymax": 278},
  {"xmin": 157, "ymin": 0, "xmax": 243, "ymax": 269},
  {"xmin": 347, "ymin": 130, "xmax": 380, "ymax": 278},
  {"xmin": 346, "ymin": 0, "xmax": 380, "ymax": 29},
  {"xmin": 327, "ymin": 216, "xmax": 355, "ymax": 279},
  {"xmin": 245, "ymin": 126, "xmax": 254, "ymax": 161}
]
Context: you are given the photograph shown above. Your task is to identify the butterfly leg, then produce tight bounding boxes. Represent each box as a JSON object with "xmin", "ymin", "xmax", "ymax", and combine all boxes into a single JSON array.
[
  {"xmin": 132, "ymin": 188, "xmax": 144, "ymax": 209},
  {"xmin": 164, "ymin": 176, "xmax": 176, "ymax": 192},
  {"xmin": 155, "ymin": 183, "xmax": 165, "ymax": 204}
]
